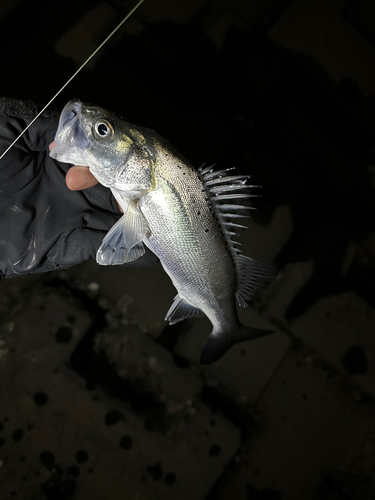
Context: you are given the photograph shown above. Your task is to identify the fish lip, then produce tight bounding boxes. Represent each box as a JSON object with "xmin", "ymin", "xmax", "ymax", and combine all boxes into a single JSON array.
[
  {"xmin": 60, "ymin": 99, "xmax": 82, "ymax": 128},
  {"xmin": 50, "ymin": 99, "xmax": 89, "ymax": 159}
]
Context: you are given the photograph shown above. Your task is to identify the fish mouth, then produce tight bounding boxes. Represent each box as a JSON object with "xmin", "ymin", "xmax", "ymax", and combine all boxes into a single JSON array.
[{"xmin": 50, "ymin": 99, "xmax": 89, "ymax": 162}]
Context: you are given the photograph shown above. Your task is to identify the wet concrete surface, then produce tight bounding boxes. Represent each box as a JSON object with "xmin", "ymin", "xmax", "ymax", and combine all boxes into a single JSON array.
[{"xmin": 1, "ymin": 0, "xmax": 375, "ymax": 498}]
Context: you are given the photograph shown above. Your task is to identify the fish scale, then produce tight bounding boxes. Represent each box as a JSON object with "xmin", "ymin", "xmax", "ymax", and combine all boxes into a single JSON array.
[
  {"xmin": 50, "ymin": 99, "xmax": 277, "ymax": 364},
  {"xmin": 141, "ymin": 163, "xmax": 236, "ymax": 322}
]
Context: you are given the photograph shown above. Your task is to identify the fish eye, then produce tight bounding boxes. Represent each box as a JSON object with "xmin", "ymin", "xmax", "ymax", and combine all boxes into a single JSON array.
[
  {"xmin": 98, "ymin": 123, "xmax": 108, "ymax": 135},
  {"xmin": 94, "ymin": 120, "xmax": 113, "ymax": 140}
]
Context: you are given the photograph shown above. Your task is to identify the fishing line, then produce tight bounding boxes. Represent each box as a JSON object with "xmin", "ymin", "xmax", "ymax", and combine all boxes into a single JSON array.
[{"xmin": 0, "ymin": 0, "xmax": 144, "ymax": 160}]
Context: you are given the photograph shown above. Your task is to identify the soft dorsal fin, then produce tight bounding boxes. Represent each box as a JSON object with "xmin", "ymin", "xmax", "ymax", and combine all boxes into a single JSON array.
[
  {"xmin": 235, "ymin": 254, "xmax": 277, "ymax": 306},
  {"xmin": 198, "ymin": 164, "xmax": 276, "ymax": 305}
]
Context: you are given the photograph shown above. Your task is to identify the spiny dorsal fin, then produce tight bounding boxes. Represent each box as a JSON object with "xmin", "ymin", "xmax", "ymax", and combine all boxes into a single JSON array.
[
  {"xmin": 197, "ymin": 163, "xmax": 257, "ymax": 250},
  {"xmin": 198, "ymin": 164, "xmax": 276, "ymax": 305}
]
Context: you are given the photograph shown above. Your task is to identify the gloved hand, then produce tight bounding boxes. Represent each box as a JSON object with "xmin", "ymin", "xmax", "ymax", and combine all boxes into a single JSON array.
[{"xmin": 0, "ymin": 97, "xmax": 158, "ymax": 279}]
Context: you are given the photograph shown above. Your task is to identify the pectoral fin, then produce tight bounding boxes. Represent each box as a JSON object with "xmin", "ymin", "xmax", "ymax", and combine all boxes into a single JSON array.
[
  {"xmin": 96, "ymin": 199, "xmax": 150, "ymax": 265},
  {"xmin": 122, "ymin": 199, "xmax": 150, "ymax": 252},
  {"xmin": 97, "ymin": 216, "xmax": 129, "ymax": 265}
]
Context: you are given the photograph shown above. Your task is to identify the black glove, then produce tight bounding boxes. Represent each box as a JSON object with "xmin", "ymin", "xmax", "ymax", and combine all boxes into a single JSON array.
[{"xmin": 0, "ymin": 98, "xmax": 159, "ymax": 279}]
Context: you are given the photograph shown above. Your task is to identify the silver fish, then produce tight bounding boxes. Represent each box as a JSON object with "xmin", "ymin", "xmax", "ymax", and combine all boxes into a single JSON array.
[{"xmin": 50, "ymin": 99, "xmax": 276, "ymax": 364}]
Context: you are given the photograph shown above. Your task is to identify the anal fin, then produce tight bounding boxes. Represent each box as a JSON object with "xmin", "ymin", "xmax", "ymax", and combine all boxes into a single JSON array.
[{"xmin": 165, "ymin": 295, "xmax": 205, "ymax": 325}]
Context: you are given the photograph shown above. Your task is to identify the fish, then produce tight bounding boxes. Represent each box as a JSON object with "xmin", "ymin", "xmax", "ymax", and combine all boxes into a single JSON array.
[{"xmin": 50, "ymin": 99, "xmax": 277, "ymax": 364}]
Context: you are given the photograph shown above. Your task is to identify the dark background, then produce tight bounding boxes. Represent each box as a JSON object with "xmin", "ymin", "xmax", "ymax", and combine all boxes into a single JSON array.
[
  {"xmin": 2, "ymin": 0, "xmax": 374, "ymax": 314},
  {"xmin": 1, "ymin": 0, "xmax": 375, "ymax": 499}
]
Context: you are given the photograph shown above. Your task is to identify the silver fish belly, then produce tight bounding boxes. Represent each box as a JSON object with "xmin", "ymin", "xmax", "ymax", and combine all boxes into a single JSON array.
[{"xmin": 50, "ymin": 99, "xmax": 277, "ymax": 364}]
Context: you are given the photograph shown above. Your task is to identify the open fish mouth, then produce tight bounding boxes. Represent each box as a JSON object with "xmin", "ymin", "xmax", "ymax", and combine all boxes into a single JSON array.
[{"xmin": 50, "ymin": 99, "xmax": 89, "ymax": 163}]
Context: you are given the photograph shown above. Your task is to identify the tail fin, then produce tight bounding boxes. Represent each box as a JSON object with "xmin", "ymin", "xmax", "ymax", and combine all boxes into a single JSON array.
[{"xmin": 199, "ymin": 325, "xmax": 273, "ymax": 365}]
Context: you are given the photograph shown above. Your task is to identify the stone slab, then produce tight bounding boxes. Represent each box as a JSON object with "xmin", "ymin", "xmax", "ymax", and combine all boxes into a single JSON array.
[
  {"xmin": 0, "ymin": 285, "xmax": 241, "ymax": 500},
  {"xmin": 291, "ymin": 290, "xmax": 375, "ymax": 397},
  {"xmin": 60, "ymin": 258, "xmax": 176, "ymax": 338},
  {"xmin": 211, "ymin": 345, "xmax": 371, "ymax": 500},
  {"xmin": 174, "ymin": 308, "xmax": 290, "ymax": 404}
]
